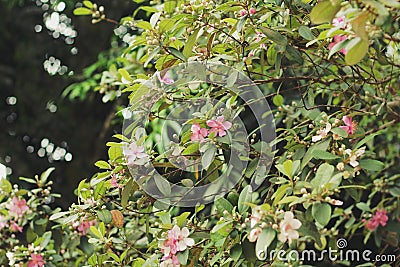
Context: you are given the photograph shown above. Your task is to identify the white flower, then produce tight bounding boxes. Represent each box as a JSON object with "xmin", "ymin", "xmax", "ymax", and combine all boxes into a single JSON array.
[
  {"xmin": 248, "ymin": 227, "xmax": 262, "ymax": 242},
  {"xmin": 250, "ymin": 207, "xmax": 263, "ymax": 228},
  {"xmin": 6, "ymin": 252, "xmax": 15, "ymax": 266},
  {"xmin": 168, "ymin": 225, "xmax": 195, "ymax": 252},
  {"xmin": 278, "ymin": 211, "xmax": 301, "ymax": 244},
  {"xmin": 312, "ymin": 123, "xmax": 331, "ymax": 142},
  {"xmin": 345, "ymin": 147, "xmax": 365, "ymax": 167},
  {"xmin": 124, "ymin": 141, "xmax": 148, "ymax": 166},
  {"xmin": 0, "ymin": 163, "xmax": 6, "ymax": 180}
]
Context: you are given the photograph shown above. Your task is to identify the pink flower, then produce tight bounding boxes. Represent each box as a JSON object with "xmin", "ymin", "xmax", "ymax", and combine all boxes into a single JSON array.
[
  {"xmin": 249, "ymin": 7, "xmax": 256, "ymax": 15},
  {"xmin": 168, "ymin": 225, "xmax": 195, "ymax": 252},
  {"xmin": 328, "ymin": 35, "xmax": 348, "ymax": 54},
  {"xmin": 159, "ymin": 225, "xmax": 194, "ymax": 265},
  {"xmin": 157, "ymin": 71, "xmax": 174, "ymax": 85},
  {"xmin": 278, "ymin": 211, "xmax": 302, "ymax": 244},
  {"xmin": 190, "ymin": 123, "xmax": 208, "ymax": 141},
  {"xmin": 160, "ymin": 254, "xmax": 180, "ymax": 267},
  {"xmin": 7, "ymin": 196, "xmax": 29, "ymax": 218},
  {"xmin": 255, "ymin": 31, "xmax": 266, "ymax": 43},
  {"xmin": 332, "ymin": 16, "xmax": 346, "ymax": 28},
  {"xmin": 365, "ymin": 209, "xmax": 388, "ymax": 231},
  {"xmin": 28, "ymin": 253, "xmax": 44, "ymax": 267},
  {"xmin": 124, "ymin": 142, "xmax": 148, "ymax": 166},
  {"xmin": 206, "ymin": 116, "xmax": 232, "ymax": 137},
  {"xmin": 10, "ymin": 221, "xmax": 23, "ymax": 232},
  {"xmin": 239, "ymin": 9, "xmax": 247, "ymax": 17},
  {"xmin": 339, "ymin": 116, "xmax": 357, "ymax": 135},
  {"xmin": 0, "ymin": 215, "xmax": 8, "ymax": 229},
  {"xmin": 77, "ymin": 219, "xmax": 96, "ymax": 235}
]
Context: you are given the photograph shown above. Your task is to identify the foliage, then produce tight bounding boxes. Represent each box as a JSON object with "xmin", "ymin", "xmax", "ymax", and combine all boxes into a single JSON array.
[{"xmin": 1, "ymin": 0, "xmax": 400, "ymax": 266}]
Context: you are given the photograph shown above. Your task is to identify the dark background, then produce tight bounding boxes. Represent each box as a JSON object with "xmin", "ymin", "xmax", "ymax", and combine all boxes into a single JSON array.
[{"xmin": 0, "ymin": 0, "xmax": 134, "ymax": 207}]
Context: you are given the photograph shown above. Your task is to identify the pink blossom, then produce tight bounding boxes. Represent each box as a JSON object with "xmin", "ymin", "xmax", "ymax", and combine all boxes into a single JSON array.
[
  {"xmin": 28, "ymin": 253, "xmax": 45, "ymax": 267},
  {"xmin": 190, "ymin": 123, "xmax": 208, "ymax": 141},
  {"xmin": 168, "ymin": 225, "xmax": 195, "ymax": 252},
  {"xmin": 365, "ymin": 209, "xmax": 388, "ymax": 231},
  {"xmin": 339, "ymin": 116, "xmax": 357, "ymax": 135},
  {"xmin": 77, "ymin": 219, "xmax": 96, "ymax": 235},
  {"xmin": 160, "ymin": 254, "xmax": 180, "ymax": 267},
  {"xmin": 328, "ymin": 35, "xmax": 348, "ymax": 54},
  {"xmin": 332, "ymin": 16, "xmax": 346, "ymax": 28},
  {"xmin": 239, "ymin": 9, "xmax": 247, "ymax": 17},
  {"xmin": 255, "ymin": 31, "xmax": 266, "ymax": 43},
  {"xmin": 157, "ymin": 71, "xmax": 174, "ymax": 85},
  {"xmin": 110, "ymin": 174, "xmax": 119, "ymax": 187},
  {"xmin": 10, "ymin": 221, "xmax": 23, "ymax": 232},
  {"xmin": 159, "ymin": 226, "xmax": 194, "ymax": 265},
  {"xmin": 249, "ymin": 7, "xmax": 256, "ymax": 15},
  {"xmin": 7, "ymin": 196, "xmax": 29, "ymax": 218},
  {"xmin": 206, "ymin": 116, "xmax": 232, "ymax": 137},
  {"xmin": 124, "ymin": 142, "xmax": 148, "ymax": 166},
  {"xmin": 0, "ymin": 215, "xmax": 8, "ymax": 229}
]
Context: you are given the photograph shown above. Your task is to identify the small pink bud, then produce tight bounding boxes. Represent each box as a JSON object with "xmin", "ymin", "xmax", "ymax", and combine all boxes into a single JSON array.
[
  {"xmin": 249, "ymin": 7, "xmax": 256, "ymax": 15},
  {"xmin": 248, "ymin": 52, "xmax": 254, "ymax": 57},
  {"xmin": 240, "ymin": 9, "xmax": 247, "ymax": 17}
]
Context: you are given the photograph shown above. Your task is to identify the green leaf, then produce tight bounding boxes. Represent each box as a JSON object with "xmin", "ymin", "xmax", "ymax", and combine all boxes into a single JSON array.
[
  {"xmin": 299, "ymin": 26, "xmax": 314, "ymax": 40},
  {"xmin": 331, "ymin": 127, "xmax": 348, "ymax": 138},
  {"xmin": 310, "ymin": 1, "xmax": 341, "ymax": 24},
  {"xmin": 95, "ymin": 160, "xmax": 111, "ymax": 169},
  {"xmin": 356, "ymin": 202, "xmax": 371, "ymax": 212},
  {"xmin": 261, "ymin": 27, "xmax": 287, "ymax": 46},
  {"xmin": 272, "ymin": 183, "xmax": 290, "ymax": 206},
  {"xmin": 40, "ymin": 167, "xmax": 55, "ymax": 186},
  {"xmin": 312, "ymin": 163, "xmax": 334, "ymax": 194},
  {"xmin": 215, "ymin": 197, "xmax": 234, "ymax": 214},
  {"xmin": 144, "ymin": 46, "xmax": 161, "ymax": 67},
  {"xmin": 312, "ymin": 202, "xmax": 331, "ymax": 226},
  {"xmin": 177, "ymin": 249, "xmax": 189, "ymax": 265},
  {"xmin": 273, "ymin": 94, "xmax": 284, "ymax": 106},
  {"xmin": 49, "ymin": 211, "xmax": 70, "ymax": 221},
  {"xmin": 83, "ymin": 1, "xmax": 93, "ymax": 8},
  {"xmin": 118, "ymin": 68, "xmax": 132, "ymax": 82},
  {"xmin": 89, "ymin": 226, "xmax": 103, "ymax": 239},
  {"xmin": 136, "ymin": 21, "xmax": 153, "ymax": 30},
  {"xmin": 97, "ymin": 209, "xmax": 112, "ymax": 224},
  {"xmin": 121, "ymin": 178, "xmax": 135, "ymax": 208},
  {"xmin": 40, "ymin": 231, "xmax": 52, "ymax": 249},
  {"xmin": 201, "ymin": 144, "xmax": 217, "ymax": 170},
  {"xmin": 238, "ymin": 185, "xmax": 252, "ymax": 214},
  {"xmin": 175, "ymin": 212, "xmax": 191, "ymax": 227},
  {"xmin": 256, "ymin": 228, "xmax": 276, "ymax": 258},
  {"xmin": 73, "ymin": 7, "xmax": 92, "ymax": 16},
  {"xmin": 311, "ymin": 150, "xmax": 340, "ymax": 160},
  {"xmin": 354, "ymin": 131, "xmax": 382, "ymax": 149},
  {"xmin": 183, "ymin": 29, "xmax": 199, "ymax": 58},
  {"xmin": 230, "ymin": 243, "xmax": 242, "ymax": 261},
  {"xmin": 301, "ymin": 138, "xmax": 330, "ymax": 169},
  {"xmin": 359, "ymin": 159, "xmax": 384, "ymax": 172},
  {"xmin": 345, "ymin": 37, "xmax": 369, "ymax": 66},
  {"xmin": 167, "ymin": 47, "xmax": 187, "ymax": 62}
]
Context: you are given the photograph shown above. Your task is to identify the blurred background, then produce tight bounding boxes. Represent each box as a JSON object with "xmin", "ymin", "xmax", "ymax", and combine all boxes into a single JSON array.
[{"xmin": 0, "ymin": 0, "xmax": 135, "ymax": 207}]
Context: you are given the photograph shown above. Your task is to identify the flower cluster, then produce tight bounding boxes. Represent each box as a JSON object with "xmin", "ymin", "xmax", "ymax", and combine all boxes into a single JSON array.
[
  {"xmin": 124, "ymin": 141, "xmax": 148, "ymax": 166},
  {"xmin": 364, "ymin": 209, "xmax": 389, "ymax": 231},
  {"xmin": 190, "ymin": 116, "xmax": 232, "ymax": 141},
  {"xmin": 328, "ymin": 16, "xmax": 349, "ymax": 54},
  {"xmin": 0, "ymin": 196, "xmax": 30, "ymax": 233},
  {"xmin": 72, "ymin": 218, "xmax": 97, "ymax": 235},
  {"xmin": 159, "ymin": 226, "xmax": 195, "ymax": 267},
  {"xmin": 246, "ymin": 208, "xmax": 302, "ymax": 245}
]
